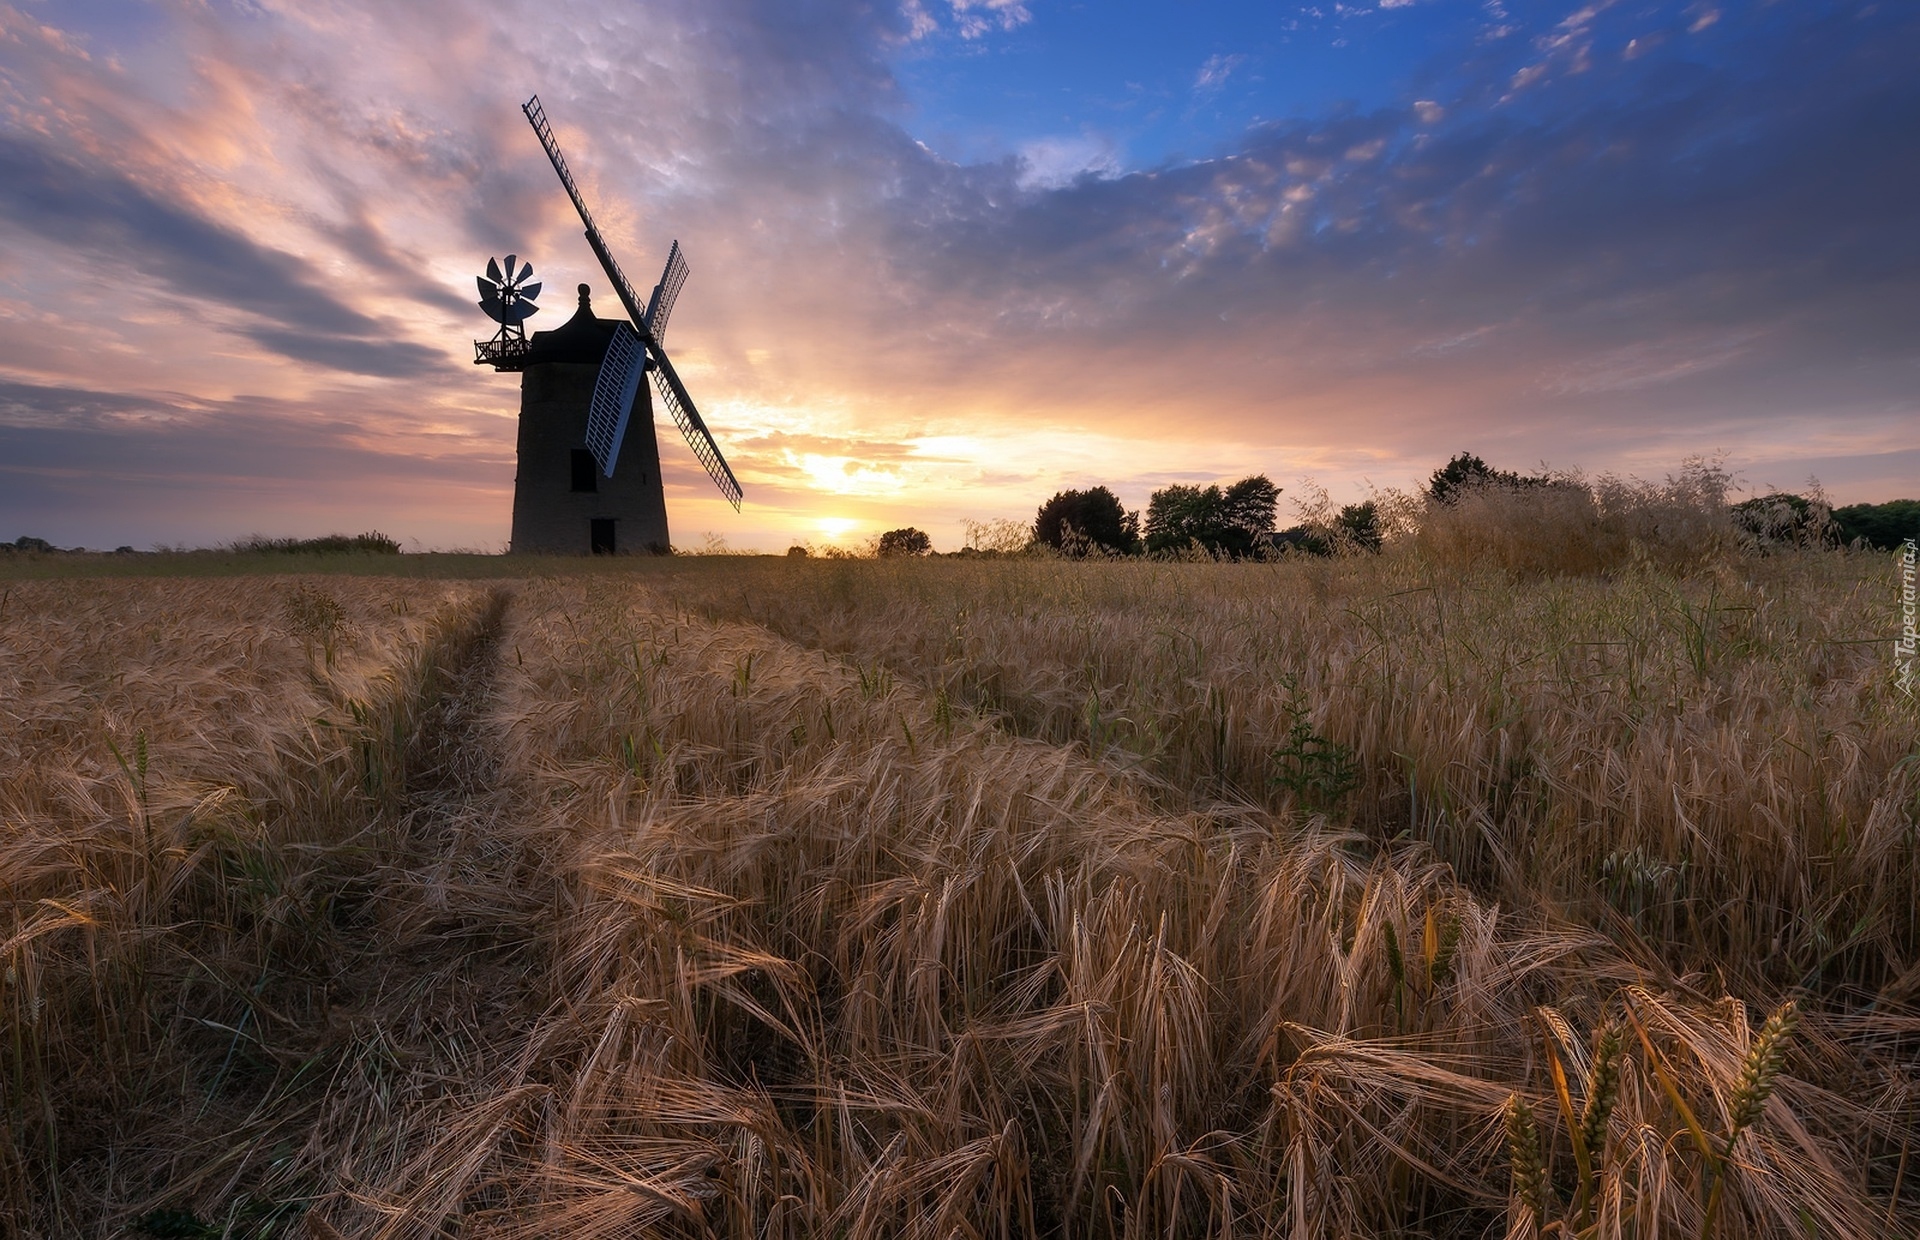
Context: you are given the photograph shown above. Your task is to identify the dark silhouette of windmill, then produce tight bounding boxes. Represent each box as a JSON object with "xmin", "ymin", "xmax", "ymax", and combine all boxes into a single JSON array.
[{"xmin": 475, "ymin": 95, "xmax": 741, "ymax": 555}]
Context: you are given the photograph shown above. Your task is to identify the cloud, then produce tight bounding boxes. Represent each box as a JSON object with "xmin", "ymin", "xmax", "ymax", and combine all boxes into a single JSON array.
[
  {"xmin": 0, "ymin": 377, "xmax": 513, "ymax": 545},
  {"xmin": 1194, "ymin": 53, "xmax": 1248, "ymax": 94},
  {"xmin": 0, "ymin": 134, "xmax": 441, "ymax": 377},
  {"xmin": 945, "ymin": 0, "xmax": 1033, "ymax": 39},
  {"xmin": 1015, "ymin": 134, "xmax": 1123, "ymax": 190}
]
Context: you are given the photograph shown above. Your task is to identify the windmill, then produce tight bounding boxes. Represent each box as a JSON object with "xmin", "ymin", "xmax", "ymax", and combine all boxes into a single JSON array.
[
  {"xmin": 473, "ymin": 255, "xmax": 540, "ymax": 366},
  {"xmin": 475, "ymin": 96, "xmax": 742, "ymax": 555},
  {"xmin": 523, "ymin": 95, "xmax": 742, "ymax": 510}
]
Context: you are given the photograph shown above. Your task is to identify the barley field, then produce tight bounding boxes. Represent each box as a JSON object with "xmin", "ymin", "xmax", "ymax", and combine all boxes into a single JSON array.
[{"xmin": 1, "ymin": 547, "xmax": 1915, "ymax": 1237}]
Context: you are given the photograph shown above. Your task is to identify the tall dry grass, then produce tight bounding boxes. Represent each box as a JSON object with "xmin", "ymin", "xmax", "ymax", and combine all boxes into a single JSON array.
[
  {"xmin": 688, "ymin": 549, "xmax": 1917, "ymax": 998},
  {"xmin": 1405, "ymin": 467, "xmax": 1739, "ymax": 577},
  {"xmin": 0, "ymin": 577, "xmax": 501, "ymax": 1232},
  {"xmin": 1, "ymin": 550, "xmax": 1914, "ymax": 1236}
]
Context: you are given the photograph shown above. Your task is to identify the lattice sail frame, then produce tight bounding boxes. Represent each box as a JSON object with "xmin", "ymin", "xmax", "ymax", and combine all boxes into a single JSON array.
[
  {"xmin": 523, "ymin": 97, "xmax": 742, "ymax": 508},
  {"xmin": 584, "ymin": 324, "xmax": 646, "ymax": 477},
  {"xmin": 645, "ymin": 241, "xmax": 689, "ymax": 344}
]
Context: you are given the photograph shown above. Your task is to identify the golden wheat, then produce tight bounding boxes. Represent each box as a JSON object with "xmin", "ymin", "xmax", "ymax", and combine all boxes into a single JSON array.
[{"xmin": 0, "ymin": 551, "xmax": 1913, "ymax": 1237}]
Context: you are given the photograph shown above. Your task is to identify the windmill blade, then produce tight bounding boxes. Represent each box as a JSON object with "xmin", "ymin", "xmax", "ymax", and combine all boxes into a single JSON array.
[
  {"xmin": 585, "ymin": 324, "xmax": 647, "ymax": 477},
  {"xmin": 523, "ymin": 97, "xmax": 652, "ymax": 330},
  {"xmin": 643, "ymin": 240, "xmax": 690, "ymax": 344},
  {"xmin": 504, "ymin": 254, "xmax": 518, "ymax": 278},
  {"xmin": 479, "ymin": 289, "xmax": 506, "ymax": 322},
  {"xmin": 517, "ymin": 260, "xmax": 533, "ymax": 285},
  {"xmin": 477, "ymin": 274, "xmax": 500, "ymax": 299},
  {"xmin": 517, "ymin": 280, "xmax": 542, "ymax": 303},
  {"xmin": 524, "ymin": 95, "xmax": 743, "ymax": 508},
  {"xmin": 486, "ymin": 256, "xmax": 503, "ymax": 284},
  {"xmin": 503, "ymin": 300, "xmax": 539, "ymax": 325},
  {"xmin": 649, "ymin": 345, "xmax": 743, "ymax": 510}
]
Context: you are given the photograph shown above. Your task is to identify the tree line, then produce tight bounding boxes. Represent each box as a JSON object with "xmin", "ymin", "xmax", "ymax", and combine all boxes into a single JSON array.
[{"xmin": 852, "ymin": 451, "xmax": 1917, "ymax": 559}]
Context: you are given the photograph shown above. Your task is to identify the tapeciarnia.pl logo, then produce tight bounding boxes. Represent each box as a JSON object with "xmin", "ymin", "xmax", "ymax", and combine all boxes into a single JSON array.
[{"xmin": 1898, "ymin": 538, "xmax": 1916, "ymax": 697}]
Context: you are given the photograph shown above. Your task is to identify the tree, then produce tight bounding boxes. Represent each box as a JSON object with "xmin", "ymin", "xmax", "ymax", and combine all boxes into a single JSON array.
[
  {"xmin": 877, "ymin": 527, "xmax": 933, "ymax": 557},
  {"xmin": 1144, "ymin": 475, "xmax": 1279, "ymax": 557},
  {"xmin": 1428, "ymin": 452, "xmax": 1529, "ymax": 504},
  {"xmin": 1219, "ymin": 476, "xmax": 1281, "ymax": 557},
  {"xmin": 1731, "ymin": 493, "xmax": 1834, "ymax": 549},
  {"xmin": 1832, "ymin": 499, "xmax": 1920, "ymax": 551},
  {"xmin": 1143, "ymin": 485, "xmax": 1215, "ymax": 555},
  {"xmin": 1335, "ymin": 501, "xmax": 1383, "ymax": 552},
  {"xmin": 1034, "ymin": 487, "xmax": 1139, "ymax": 555}
]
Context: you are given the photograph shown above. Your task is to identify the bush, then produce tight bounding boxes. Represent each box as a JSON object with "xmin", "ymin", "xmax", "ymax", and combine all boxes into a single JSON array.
[
  {"xmin": 231, "ymin": 531, "xmax": 402, "ymax": 555},
  {"xmin": 959, "ymin": 518, "xmax": 1033, "ymax": 555},
  {"xmin": 876, "ymin": 527, "xmax": 933, "ymax": 557},
  {"xmin": 1731, "ymin": 493, "xmax": 1835, "ymax": 550},
  {"xmin": 1144, "ymin": 475, "xmax": 1278, "ymax": 558},
  {"xmin": 787, "ymin": 545, "xmax": 810, "ymax": 558},
  {"xmin": 1271, "ymin": 526, "xmax": 1332, "ymax": 556},
  {"xmin": 1034, "ymin": 488, "xmax": 1138, "ymax": 556},
  {"xmin": 1414, "ymin": 461, "xmax": 1735, "ymax": 577}
]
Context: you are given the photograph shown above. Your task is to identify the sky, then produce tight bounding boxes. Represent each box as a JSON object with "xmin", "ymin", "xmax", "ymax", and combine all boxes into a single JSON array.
[{"xmin": 0, "ymin": 0, "xmax": 1913, "ymax": 553}]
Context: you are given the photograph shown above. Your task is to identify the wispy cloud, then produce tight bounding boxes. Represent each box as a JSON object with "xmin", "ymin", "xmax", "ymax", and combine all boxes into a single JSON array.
[
  {"xmin": 1015, "ymin": 133, "xmax": 1123, "ymax": 190},
  {"xmin": 1194, "ymin": 53, "xmax": 1248, "ymax": 94},
  {"xmin": 0, "ymin": 135, "xmax": 440, "ymax": 376},
  {"xmin": 945, "ymin": 0, "xmax": 1034, "ymax": 39}
]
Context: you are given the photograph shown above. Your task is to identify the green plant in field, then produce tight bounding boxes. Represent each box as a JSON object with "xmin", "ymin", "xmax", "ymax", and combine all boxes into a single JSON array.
[
  {"xmin": 1631, "ymin": 997, "xmax": 1800, "ymax": 1240},
  {"xmin": 282, "ymin": 583, "xmax": 349, "ymax": 668},
  {"xmin": 137, "ymin": 1193, "xmax": 305, "ymax": 1238},
  {"xmin": 1509, "ymin": 1015, "xmax": 1625, "ymax": 1234},
  {"xmin": 1503, "ymin": 1092, "xmax": 1550, "ymax": 1225},
  {"xmin": 855, "ymin": 659, "xmax": 892, "ymax": 698},
  {"xmin": 1697, "ymin": 1005, "xmax": 1797, "ymax": 1236},
  {"xmin": 1269, "ymin": 675, "xmax": 1360, "ymax": 811},
  {"xmin": 1502, "ymin": 993, "xmax": 1802, "ymax": 1240},
  {"xmin": 107, "ymin": 728, "xmax": 152, "ymax": 857},
  {"xmin": 1382, "ymin": 903, "xmax": 1463, "ymax": 1031},
  {"xmin": 1601, "ymin": 846, "xmax": 1687, "ymax": 930}
]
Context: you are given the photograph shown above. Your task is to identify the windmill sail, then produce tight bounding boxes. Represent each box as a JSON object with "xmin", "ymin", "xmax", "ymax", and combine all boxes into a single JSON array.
[
  {"xmin": 649, "ymin": 345, "xmax": 744, "ymax": 508},
  {"xmin": 644, "ymin": 241, "xmax": 690, "ymax": 344},
  {"xmin": 523, "ymin": 95, "xmax": 742, "ymax": 510},
  {"xmin": 585, "ymin": 324, "xmax": 646, "ymax": 478}
]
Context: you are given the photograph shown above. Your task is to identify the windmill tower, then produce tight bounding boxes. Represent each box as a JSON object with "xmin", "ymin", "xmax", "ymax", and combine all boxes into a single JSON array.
[{"xmin": 475, "ymin": 95, "xmax": 742, "ymax": 555}]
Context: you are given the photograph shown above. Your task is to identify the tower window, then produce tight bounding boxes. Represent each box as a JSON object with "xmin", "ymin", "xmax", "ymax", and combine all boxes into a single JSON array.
[{"xmin": 570, "ymin": 449, "xmax": 598, "ymax": 492}]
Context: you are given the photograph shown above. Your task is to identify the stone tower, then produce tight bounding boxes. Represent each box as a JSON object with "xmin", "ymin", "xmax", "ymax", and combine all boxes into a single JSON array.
[{"xmin": 505, "ymin": 284, "xmax": 669, "ymax": 555}]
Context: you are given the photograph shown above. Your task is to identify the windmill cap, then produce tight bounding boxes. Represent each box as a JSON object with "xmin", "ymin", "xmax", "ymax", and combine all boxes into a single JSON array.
[
  {"xmin": 521, "ymin": 283, "xmax": 621, "ymax": 365},
  {"xmin": 577, "ymin": 283, "xmax": 592, "ymax": 306}
]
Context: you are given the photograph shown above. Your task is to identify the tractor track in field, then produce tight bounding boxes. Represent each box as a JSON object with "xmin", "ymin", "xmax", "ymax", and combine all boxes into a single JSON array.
[{"xmin": 392, "ymin": 586, "xmax": 516, "ymax": 834}]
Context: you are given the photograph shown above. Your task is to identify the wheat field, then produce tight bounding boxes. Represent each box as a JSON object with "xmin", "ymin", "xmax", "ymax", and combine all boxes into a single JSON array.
[{"xmin": 1, "ymin": 548, "xmax": 1915, "ymax": 1237}]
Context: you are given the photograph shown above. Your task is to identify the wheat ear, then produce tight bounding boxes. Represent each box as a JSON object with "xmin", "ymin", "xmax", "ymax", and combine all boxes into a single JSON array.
[
  {"xmin": 1504, "ymin": 1093, "xmax": 1551, "ymax": 1224},
  {"xmin": 1725, "ymin": 1000, "xmax": 1798, "ymax": 1150},
  {"xmin": 1581, "ymin": 1024, "xmax": 1623, "ymax": 1159}
]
